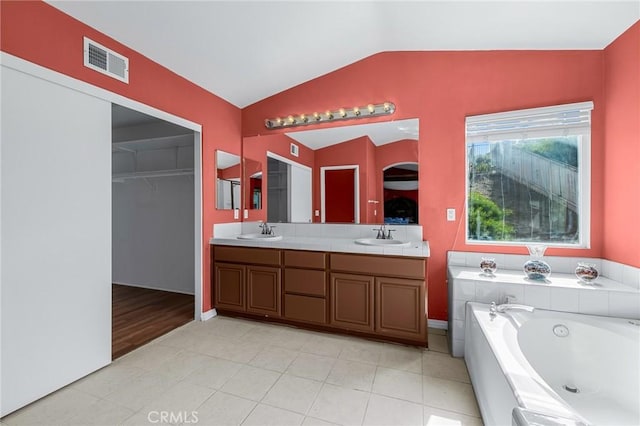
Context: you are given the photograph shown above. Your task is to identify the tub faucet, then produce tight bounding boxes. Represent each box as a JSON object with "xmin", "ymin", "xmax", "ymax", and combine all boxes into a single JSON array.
[{"xmin": 496, "ymin": 303, "xmax": 535, "ymax": 313}]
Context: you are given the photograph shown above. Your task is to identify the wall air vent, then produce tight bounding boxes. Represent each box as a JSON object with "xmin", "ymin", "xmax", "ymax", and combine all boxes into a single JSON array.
[{"xmin": 83, "ymin": 37, "xmax": 129, "ymax": 83}]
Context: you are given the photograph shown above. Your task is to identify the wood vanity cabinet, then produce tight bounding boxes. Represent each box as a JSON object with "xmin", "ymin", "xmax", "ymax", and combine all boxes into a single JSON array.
[
  {"xmin": 212, "ymin": 246, "xmax": 281, "ymax": 317},
  {"xmin": 330, "ymin": 253, "xmax": 427, "ymax": 343},
  {"xmin": 211, "ymin": 245, "xmax": 427, "ymax": 346},
  {"xmin": 283, "ymin": 250, "xmax": 327, "ymax": 324}
]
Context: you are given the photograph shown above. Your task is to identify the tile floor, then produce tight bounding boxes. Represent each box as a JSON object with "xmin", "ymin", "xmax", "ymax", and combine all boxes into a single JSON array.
[{"xmin": 2, "ymin": 317, "xmax": 482, "ymax": 426}]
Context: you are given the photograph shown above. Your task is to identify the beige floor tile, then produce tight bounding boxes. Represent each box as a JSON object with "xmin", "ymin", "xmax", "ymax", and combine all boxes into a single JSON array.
[
  {"xmin": 197, "ymin": 337, "xmax": 264, "ymax": 364},
  {"xmin": 428, "ymin": 334, "xmax": 449, "ymax": 354},
  {"xmin": 339, "ymin": 340, "xmax": 383, "ymax": 365},
  {"xmin": 262, "ymin": 374, "xmax": 323, "ymax": 414},
  {"xmin": 308, "ymin": 383, "xmax": 370, "ymax": 426},
  {"xmin": 423, "ymin": 406, "xmax": 483, "ymax": 426},
  {"xmin": 103, "ymin": 370, "xmax": 179, "ymax": 411},
  {"xmin": 183, "ymin": 356, "xmax": 243, "ymax": 389},
  {"xmin": 427, "ymin": 327, "xmax": 447, "ymax": 336},
  {"xmin": 118, "ymin": 343, "xmax": 183, "ymax": 371},
  {"xmin": 220, "ymin": 365, "xmax": 281, "ymax": 401},
  {"xmin": 378, "ymin": 344, "xmax": 424, "ymax": 374},
  {"xmin": 2, "ymin": 387, "xmax": 99, "ymax": 426},
  {"xmin": 423, "ymin": 377, "xmax": 480, "ymax": 417},
  {"xmin": 269, "ymin": 327, "xmax": 313, "ymax": 351},
  {"xmin": 372, "ymin": 367, "xmax": 423, "ymax": 403},
  {"xmin": 249, "ymin": 346, "xmax": 298, "ymax": 373},
  {"xmin": 66, "ymin": 399, "xmax": 135, "ymax": 425},
  {"xmin": 325, "ymin": 359, "xmax": 377, "ymax": 392},
  {"xmin": 196, "ymin": 391, "xmax": 256, "ymax": 426},
  {"xmin": 140, "ymin": 381, "xmax": 215, "ymax": 417},
  {"xmin": 363, "ymin": 394, "xmax": 423, "ymax": 426},
  {"xmin": 242, "ymin": 403, "xmax": 305, "ymax": 426},
  {"xmin": 241, "ymin": 324, "xmax": 287, "ymax": 346},
  {"xmin": 422, "ymin": 352, "xmax": 470, "ymax": 383},
  {"xmin": 300, "ymin": 334, "xmax": 345, "ymax": 358},
  {"xmin": 301, "ymin": 417, "xmax": 340, "ymax": 426},
  {"xmin": 205, "ymin": 316, "xmax": 257, "ymax": 338},
  {"xmin": 154, "ymin": 350, "xmax": 214, "ymax": 381},
  {"xmin": 71, "ymin": 362, "xmax": 146, "ymax": 398},
  {"xmin": 286, "ymin": 353, "xmax": 336, "ymax": 381}
]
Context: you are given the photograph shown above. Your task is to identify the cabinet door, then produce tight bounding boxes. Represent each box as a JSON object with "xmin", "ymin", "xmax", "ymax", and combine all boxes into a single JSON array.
[
  {"xmin": 330, "ymin": 273, "xmax": 374, "ymax": 332},
  {"xmin": 247, "ymin": 266, "xmax": 282, "ymax": 317},
  {"xmin": 375, "ymin": 277, "xmax": 426, "ymax": 341},
  {"xmin": 214, "ymin": 262, "xmax": 246, "ymax": 312}
]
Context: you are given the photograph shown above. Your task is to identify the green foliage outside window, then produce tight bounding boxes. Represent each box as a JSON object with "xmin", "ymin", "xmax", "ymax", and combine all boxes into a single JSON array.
[{"xmin": 468, "ymin": 191, "xmax": 514, "ymax": 240}]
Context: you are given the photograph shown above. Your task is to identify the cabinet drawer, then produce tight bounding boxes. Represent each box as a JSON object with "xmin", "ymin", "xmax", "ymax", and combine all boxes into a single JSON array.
[
  {"xmin": 284, "ymin": 250, "xmax": 326, "ymax": 269},
  {"xmin": 284, "ymin": 268, "xmax": 326, "ymax": 297},
  {"xmin": 214, "ymin": 246, "xmax": 281, "ymax": 266},
  {"xmin": 330, "ymin": 253, "xmax": 424, "ymax": 279},
  {"xmin": 284, "ymin": 294, "xmax": 326, "ymax": 324}
]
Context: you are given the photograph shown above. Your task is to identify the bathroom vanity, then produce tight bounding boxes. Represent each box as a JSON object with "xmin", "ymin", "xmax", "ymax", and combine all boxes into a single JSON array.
[{"xmin": 210, "ymin": 237, "xmax": 429, "ymax": 346}]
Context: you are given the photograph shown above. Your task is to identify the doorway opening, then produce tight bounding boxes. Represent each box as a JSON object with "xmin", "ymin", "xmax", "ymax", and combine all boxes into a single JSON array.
[
  {"xmin": 266, "ymin": 152, "xmax": 312, "ymax": 223},
  {"xmin": 111, "ymin": 104, "xmax": 196, "ymax": 358},
  {"xmin": 321, "ymin": 165, "xmax": 360, "ymax": 223},
  {"xmin": 383, "ymin": 162, "xmax": 418, "ymax": 224}
]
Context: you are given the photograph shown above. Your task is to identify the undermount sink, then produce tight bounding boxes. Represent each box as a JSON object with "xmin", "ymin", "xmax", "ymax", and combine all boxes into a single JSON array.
[
  {"xmin": 355, "ymin": 238, "xmax": 411, "ymax": 247},
  {"xmin": 236, "ymin": 233, "xmax": 283, "ymax": 241}
]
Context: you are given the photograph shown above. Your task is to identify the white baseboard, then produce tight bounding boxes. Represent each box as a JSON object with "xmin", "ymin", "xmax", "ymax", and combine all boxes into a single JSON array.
[
  {"xmin": 427, "ymin": 319, "xmax": 448, "ymax": 330},
  {"xmin": 113, "ymin": 281, "xmax": 195, "ymax": 296},
  {"xmin": 201, "ymin": 309, "xmax": 217, "ymax": 321}
]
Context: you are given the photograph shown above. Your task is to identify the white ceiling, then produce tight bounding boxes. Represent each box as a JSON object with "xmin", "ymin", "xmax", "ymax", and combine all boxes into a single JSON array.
[
  {"xmin": 48, "ymin": 1, "xmax": 639, "ymax": 108},
  {"xmin": 286, "ymin": 118, "xmax": 419, "ymax": 150}
]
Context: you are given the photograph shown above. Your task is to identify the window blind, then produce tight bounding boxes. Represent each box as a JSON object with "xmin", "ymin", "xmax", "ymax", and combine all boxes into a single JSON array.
[{"xmin": 466, "ymin": 101, "xmax": 594, "ymax": 142}]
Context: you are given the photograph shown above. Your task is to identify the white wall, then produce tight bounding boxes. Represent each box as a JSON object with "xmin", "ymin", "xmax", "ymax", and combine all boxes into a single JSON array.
[
  {"xmin": 1, "ymin": 67, "xmax": 112, "ymax": 415},
  {"xmin": 112, "ymin": 145, "xmax": 195, "ymax": 294}
]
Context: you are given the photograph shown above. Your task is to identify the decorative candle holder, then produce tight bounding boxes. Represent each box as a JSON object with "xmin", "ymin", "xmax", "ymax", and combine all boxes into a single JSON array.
[
  {"xmin": 480, "ymin": 257, "xmax": 497, "ymax": 275},
  {"xmin": 575, "ymin": 262, "xmax": 599, "ymax": 284},
  {"xmin": 523, "ymin": 244, "xmax": 551, "ymax": 281}
]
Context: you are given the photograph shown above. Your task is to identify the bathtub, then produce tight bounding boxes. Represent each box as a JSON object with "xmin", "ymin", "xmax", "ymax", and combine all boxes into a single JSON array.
[{"xmin": 464, "ymin": 302, "xmax": 640, "ymax": 426}]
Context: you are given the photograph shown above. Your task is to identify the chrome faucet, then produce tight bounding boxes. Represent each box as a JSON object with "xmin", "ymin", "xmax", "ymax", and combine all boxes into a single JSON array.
[
  {"xmin": 490, "ymin": 301, "xmax": 535, "ymax": 318},
  {"xmin": 373, "ymin": 224, "xmax": 386, "ymax": 239},
  {"xmin": 259, "ymin": 222, "xmax": 272, "ymax": 235}
]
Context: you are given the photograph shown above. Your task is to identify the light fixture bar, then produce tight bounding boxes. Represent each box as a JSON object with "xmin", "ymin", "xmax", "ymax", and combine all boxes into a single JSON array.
[{"xmin": 264, "ymin": 102, "xmax": 396, "ymax": 129}]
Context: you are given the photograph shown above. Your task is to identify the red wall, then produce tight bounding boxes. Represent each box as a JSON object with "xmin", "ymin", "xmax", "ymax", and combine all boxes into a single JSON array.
[
  {"xmin": 603, "ymin": 21, "xmax": 640, "ymax": 268},
  {"xmin": 1, "ymin": 1, "xmax": 242, "ymax": 312},
  {"xmin": 243, "ymin": 50, "xmax": 606, "ymax": 320}
]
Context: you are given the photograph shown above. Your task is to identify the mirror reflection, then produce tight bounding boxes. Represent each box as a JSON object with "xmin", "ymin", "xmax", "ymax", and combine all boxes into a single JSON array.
[
  {"xmin": 243, "ymin": 118, "xmax": 419, "ymax": 224},
  {"xmin": 216, "ymin": 150, "xmax": 241, "ymax": 210}
]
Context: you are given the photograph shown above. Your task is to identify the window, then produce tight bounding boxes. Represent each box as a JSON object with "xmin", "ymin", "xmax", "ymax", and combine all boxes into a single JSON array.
[{"xmin": 465, "ymin": 102, "xmax": 593, "ymax": 247}]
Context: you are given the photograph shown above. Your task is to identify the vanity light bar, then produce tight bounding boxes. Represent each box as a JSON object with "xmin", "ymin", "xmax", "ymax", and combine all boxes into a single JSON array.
[{"xmin": 264, "ymin": 102, "xmax": 396, "ymax": 129}]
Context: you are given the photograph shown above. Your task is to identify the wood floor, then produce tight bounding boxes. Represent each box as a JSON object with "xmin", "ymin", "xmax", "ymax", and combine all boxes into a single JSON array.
[{"xmin": 112, "ymin": 284, "xmax": 194, "ymax": 359}]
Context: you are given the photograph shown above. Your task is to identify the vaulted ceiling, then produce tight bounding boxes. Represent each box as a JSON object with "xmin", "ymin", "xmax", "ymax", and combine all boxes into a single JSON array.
[{"xmin": 48, "ymin": 1, "xmax": 639, "ymax": 108}]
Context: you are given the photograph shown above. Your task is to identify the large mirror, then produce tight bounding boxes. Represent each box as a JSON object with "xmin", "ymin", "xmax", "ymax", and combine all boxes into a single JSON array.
[
  {"xmin": 216, "ymin": 150, "xmax": 241, "ymax": 210},
  {"xmin": 242, "ymin": 118, "xmax": 419, "ymax": 224}
]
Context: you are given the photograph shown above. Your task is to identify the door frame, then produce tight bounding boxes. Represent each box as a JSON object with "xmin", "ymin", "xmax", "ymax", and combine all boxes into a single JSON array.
[
  {"xmin": 2, "ymin": 53, "xmax": 204, "ymax": 322},
  {"xmin": 320, "ymin": 165, "xmax": 360, "ymax": 223}
]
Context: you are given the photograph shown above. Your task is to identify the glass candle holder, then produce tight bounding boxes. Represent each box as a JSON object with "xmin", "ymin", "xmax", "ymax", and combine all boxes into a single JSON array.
[
  {"xmin": 575, "ymin": 262, "xmax": 599, "ymax": 284},
  {"xmin": 480, "ymin": 257, "xmax": 497, "ymax": 275}
]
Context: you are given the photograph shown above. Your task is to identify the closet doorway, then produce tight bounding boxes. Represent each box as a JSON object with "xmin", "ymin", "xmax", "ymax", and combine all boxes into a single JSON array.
[{"xmin": 111, "ymin": 104, "xmax": 196, "ymax": 359}]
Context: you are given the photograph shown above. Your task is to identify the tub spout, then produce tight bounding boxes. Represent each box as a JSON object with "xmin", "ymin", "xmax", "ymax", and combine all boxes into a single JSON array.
[{"xmin": 496, "ymin": 303, "xmax": 535, "ymax": 313}]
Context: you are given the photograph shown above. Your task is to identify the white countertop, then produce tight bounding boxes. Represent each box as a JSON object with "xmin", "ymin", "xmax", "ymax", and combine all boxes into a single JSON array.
[
  {"xmin": 448, "ymin": 265, "xmax": 638, "ymax": 294},
  {"xmin": 209, "ymin": 236, "xmax": 430, "ymax": 258}
]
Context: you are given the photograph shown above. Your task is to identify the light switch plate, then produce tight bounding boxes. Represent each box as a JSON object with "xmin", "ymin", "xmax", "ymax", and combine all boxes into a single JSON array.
[
  {"xmin": 315, "ymin": 210, "xmax": 320, "ymax": 217},
  {"xmin": 447, "ymin": 208, "xmax": 456, "ymax": 221},
  {"xmin": 243, "ymin": 209, "xmax": 249, "ymax": 219},
  {"xmin": 233, "ymin": 209, "xmax": 239, "ymax": 219}
]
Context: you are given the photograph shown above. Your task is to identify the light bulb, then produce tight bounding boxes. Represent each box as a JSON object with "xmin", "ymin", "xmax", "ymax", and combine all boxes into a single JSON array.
[
  {"xmin": 353, "ymin": 107, "xmax": 360, "ymax": 116},
  {"xmin": 339, "ymin": 108, "xmax": 346, "ymax": 118},
  {"xmin": 325, "ymin": 111, "xmax": 334, "ymax": 120},
  {"xmin": 313, "ymin": 112, "xmax": 321, "ymax": 121},
  {"xmin": 300, "ymin": 114, "xmax": 308, "ymax": 123},
  {"xmin": 276, "ymin": 117, "xmax": 283, "ymax": 125},
  {"xmin": 287, "ymin": 115, "xmax": 296, "ymax": 124},
  {"xmin": 367, "ymin": 104, "xmax": 375, "ymax": 114},
  {"xmin": 383, "ymin": 102, "xmax": 391, "ymax": 112}
]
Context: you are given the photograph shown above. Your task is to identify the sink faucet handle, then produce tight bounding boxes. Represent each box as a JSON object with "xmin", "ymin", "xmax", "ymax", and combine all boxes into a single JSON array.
[
  {"xmin": 386, "ymin": 229, "xmax": 396, "ymax": 240},
  {"xmin": 268, "ymin": 225, "xmax": 276, "ymax": 235},
  {"xmin": 373, "ymin": 227, "xmax": 383, "ymax": 239}
]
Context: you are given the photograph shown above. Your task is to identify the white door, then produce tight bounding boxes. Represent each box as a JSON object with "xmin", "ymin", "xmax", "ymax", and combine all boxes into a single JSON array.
[
  {"xmin": 1, "ymin": 67, "xmax": 112, "ymax": 415},
  {"xmin": 290, "ymin": 165, "xmax": 312, "ymax": 223}
]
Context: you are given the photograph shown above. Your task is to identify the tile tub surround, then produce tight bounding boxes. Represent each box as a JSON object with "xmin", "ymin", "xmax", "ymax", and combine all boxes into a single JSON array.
[
  {"xmin": 2, "ymin": 317, "xmax": 482, "ymax": 426},
  {"xmin": 212, "ymin": 222, "xmax": 430, "ymax": 258},
  {"xmin": 447, "ymin": 251, "xmax": 640, "ymax": 357}
]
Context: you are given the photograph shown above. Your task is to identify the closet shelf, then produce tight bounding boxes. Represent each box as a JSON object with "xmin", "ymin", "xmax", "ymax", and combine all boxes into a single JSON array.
[{"xmin": 112, "ymin": 168, "xmax": 194, "ymax": 181}]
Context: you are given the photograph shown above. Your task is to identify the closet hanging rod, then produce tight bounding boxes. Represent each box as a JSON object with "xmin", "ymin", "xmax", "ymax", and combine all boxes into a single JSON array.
[{"xmin": 112, "ymin": 168, "xmax": 194, "ymax": 181}]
